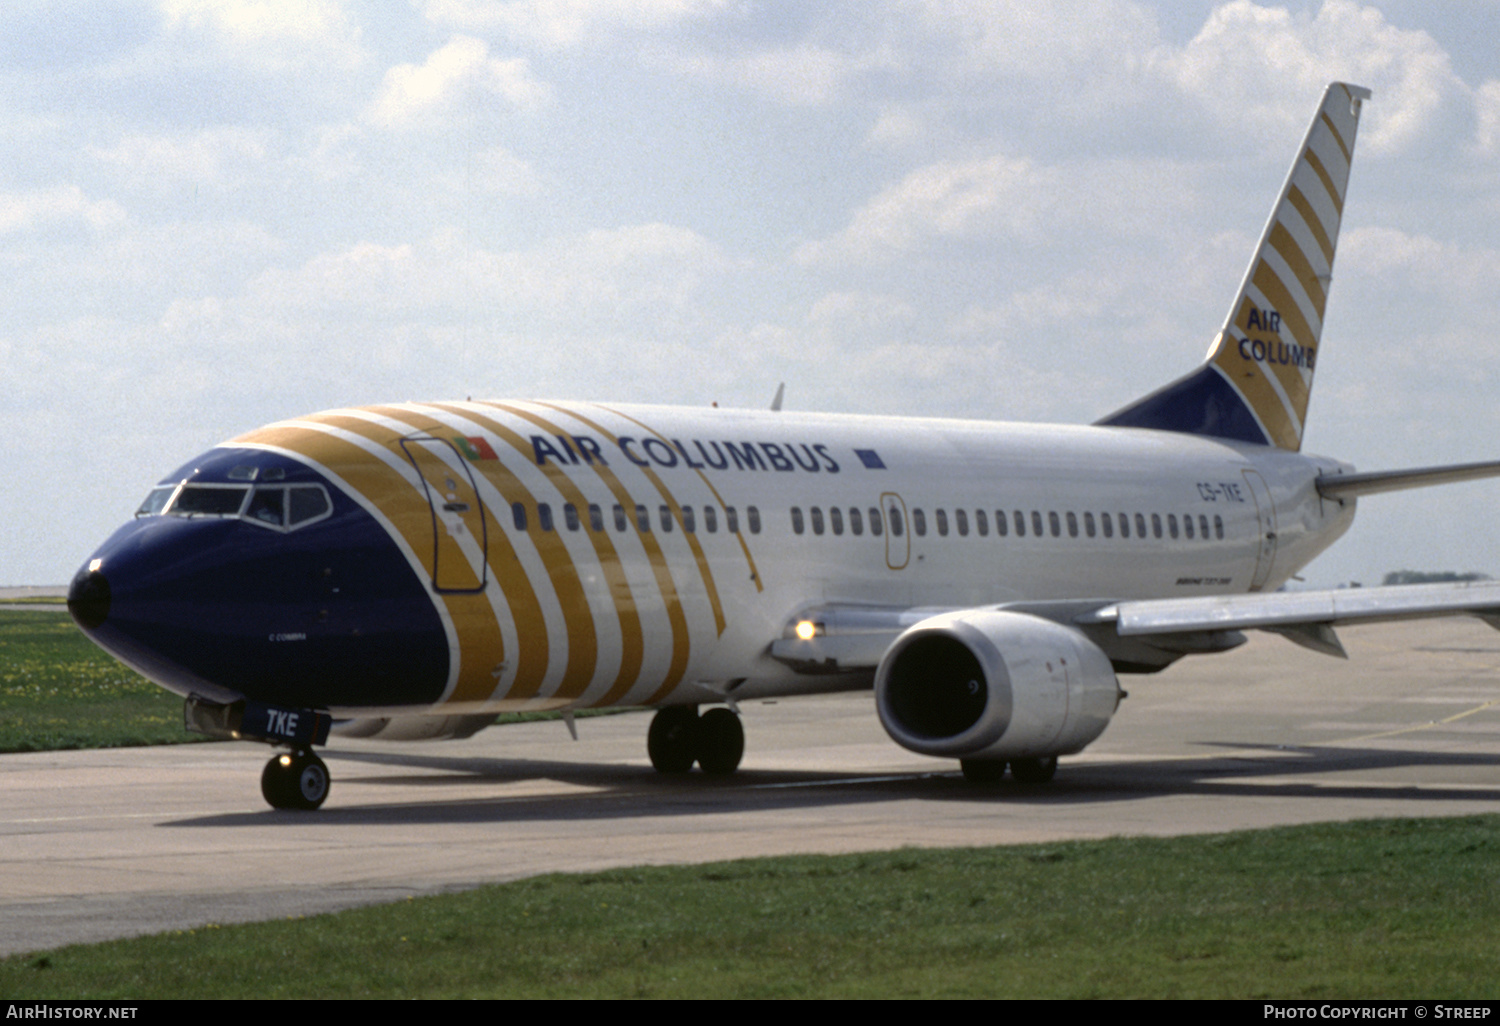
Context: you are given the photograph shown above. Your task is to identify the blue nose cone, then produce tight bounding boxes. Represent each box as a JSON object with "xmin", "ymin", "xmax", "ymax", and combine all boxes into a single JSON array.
[{"xmin": 67, "ymin": 567, "xmax": 111, "ymax": 630}]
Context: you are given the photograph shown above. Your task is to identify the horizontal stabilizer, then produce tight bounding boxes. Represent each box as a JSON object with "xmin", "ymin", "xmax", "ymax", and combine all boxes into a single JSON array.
[{"xmin": 1317, "ymin": 459, "xmax": 1500, "ymax": 499}]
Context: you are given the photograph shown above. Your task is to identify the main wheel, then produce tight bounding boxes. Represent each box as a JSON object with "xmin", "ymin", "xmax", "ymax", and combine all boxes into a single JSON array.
[
  {"xmin": 261, "ymin": 750, "xmax": 331, "ymax": 810},
  {"xmin": 960, "ymin": 758, "xmax": 1007, "ymax": 784},
  {"xmin": 1009, "ymin": 755, "xmax": 1058, "ymax": 784},
  {"xmin": 647, "ymin": 706, "xmax": 699, "ymax": 774},
  {"xmin": 696, "ymin": 707, "xmax": 744, "ymax": 776}
]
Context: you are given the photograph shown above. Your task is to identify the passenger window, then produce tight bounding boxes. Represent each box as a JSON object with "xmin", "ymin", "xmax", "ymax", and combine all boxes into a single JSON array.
[
  {"xmin": 1032, "ymin": 511, "xmax": 1044, "ymax": 536},
  {"xmin": 589, "ymin": 504, "xmax": 604, "ymax": 532},
  {"xmin": 869, "ymin": 507, "xmax": 884, "ymax": 536},
  {"xmin": 1066, "ymin": 511, "xmax": 1078, "ymax": 538},
  {"xmin": 1049, "ymin": 511, "xmax": 1061, "ymax": 538},
  {"xmin": 1183, "ymin": 514, "xmax": 1194, "ymax": 539},
  {"xmin": 830, "ymin": 507, "xmax": 844, "ymax": 535},
  {"xmin": 935, "ymin": 509, "xmax": 948, "ymax": 536},
  {"xmin": 1151, "ymin": 513, "xmax": 1163, "ymax": 539},
  {"xmin": 659, "ymin": 505, "xmax": 674, "ymax": 532},
  {"xmin": 1214, "ymin": 514, "xmax": 1224, "ymax": 540},
  {"xmin": 1015, "ymin": 511, "xmax": 1026, "ymax": 537},
  {"xmin": 1101, "ymin": 512, "xmax": 1113, "ymax": 539},
  {"xmin": 1084, "ymin": 511, "xmax": 1096, "ymax": 538},
  {"xmin": 682, "ymin": 506, "xmax": 695, "ymax": 533},
  {"xmin": 811, "ymin": 507, "xmax": 825, "ymax": 535},
  {"xmin": 613, "ymin": 504, "xmax": 628, "ymax": 532},
  {"xmin": 974, "ymin": 509, "xmax": 986, "ymax": 537},
  {"xmin": 791, "ymin": 507, "xmax": 805, "ymax": 534},
  {"xmin": 995, "ymin": 510, "xmax": 1008, "ymax": 537},
  {"xmin": 288, "ymin": 486, "xmax": 329, "ymax": 527},
  {"xmin": 849, "ymin": 507, "xmax": 863, "ymax": 536},
  {"xmin": 564, "ymin": 504, "xmax": 581, "ymax": 531},
  {"xmin": 912, "ymin": 509, "xmax": 927, "ymax": 537},
  {"xmin": 703, "ymin": 506, "xmax": 717, "ymax": 533},
  {"xmin": 512, "ymin": 502, "xmax": 528, "ymax": 531},
  {"xmin": 636, "ymin": 504, "xmax": 651, "ymax": 532},
  {"xmin": 1167, "ymin": 514, "xmax": 1179, "ymax": 539},
  {"xmin": 888, "ymin": 506, "xmax": 903, "ymax": 536},
  {"xmin": 747, "ymin": 506, "xmax": 761, "ymax": 533},
  {"xmin": 1135, "ymin": 513, "xmax": 1147, "ymax": 538},
  {"xmin": 1199, "ymin": 514, "xmax": 1210, "ymax": 540},
  {"xmin": 247, "ymin": 488, "xmax": 285, "ymax": 527},
  {"xmin": 956, "ymin": 510, "xmax": 969, "ymax": 537},
  {"xmin": 538, "ymin": 503, "xmax": 555, "ymax": 532},
  {"xmin": 726, "ymin": 507, "xmax": 739, "ymax": 533}
]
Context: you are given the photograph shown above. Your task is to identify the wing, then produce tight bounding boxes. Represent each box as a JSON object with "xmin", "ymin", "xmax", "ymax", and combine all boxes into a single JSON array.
[{"xmin": 770, "ymin": 581, "xmax": 1500, "ymax": 674}]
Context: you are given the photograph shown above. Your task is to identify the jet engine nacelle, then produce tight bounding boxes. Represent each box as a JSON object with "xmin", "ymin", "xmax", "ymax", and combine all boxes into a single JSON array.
[{"xmin": 874, "ymin": 610, "xmax": 1121, "ymax": 760}]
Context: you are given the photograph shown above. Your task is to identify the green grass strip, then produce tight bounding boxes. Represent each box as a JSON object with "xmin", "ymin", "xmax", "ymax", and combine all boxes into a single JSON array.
[
  {"xmin": 4, "ymin": 816, "xmax": 1499, "ymax": 998},
  {"xmin": 0, "ymin": 610, "xmax": 195, "ymax": 751}
]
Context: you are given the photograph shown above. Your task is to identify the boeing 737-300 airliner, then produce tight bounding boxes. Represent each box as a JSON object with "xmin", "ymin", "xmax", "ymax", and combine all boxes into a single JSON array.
[{"xmin": 67, "ymin": 83, "xmax": 1500, "ymax": 809}]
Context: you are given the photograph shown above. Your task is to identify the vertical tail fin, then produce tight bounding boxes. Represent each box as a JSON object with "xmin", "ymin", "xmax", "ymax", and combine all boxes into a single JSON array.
[{"xmin": 1099, "ymin": 82, "xmax": 1371, "ymax": 450}]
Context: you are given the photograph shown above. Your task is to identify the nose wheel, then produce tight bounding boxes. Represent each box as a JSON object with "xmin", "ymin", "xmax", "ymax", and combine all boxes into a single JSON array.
[{"xmin": 261, "ymin": 749, "xmax": 331, "ymax": 810}]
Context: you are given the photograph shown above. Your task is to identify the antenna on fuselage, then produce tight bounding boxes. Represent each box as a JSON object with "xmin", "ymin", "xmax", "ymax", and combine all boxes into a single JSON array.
[{"xmin": 770, "ymin": 383, "xmax": 785, "ymax": 412}]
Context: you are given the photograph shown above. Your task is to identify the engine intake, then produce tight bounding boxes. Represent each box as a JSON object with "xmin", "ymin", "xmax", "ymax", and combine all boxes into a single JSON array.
[{"xmin": 875, "ymin": 610, "xmax": 1120, "ymax": 760}]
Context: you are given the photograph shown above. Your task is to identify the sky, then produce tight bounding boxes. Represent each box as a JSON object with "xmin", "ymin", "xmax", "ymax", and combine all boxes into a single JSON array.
[{"xmin": 5, "ymin": 0, "xmax": 1500, "ymax": 588}]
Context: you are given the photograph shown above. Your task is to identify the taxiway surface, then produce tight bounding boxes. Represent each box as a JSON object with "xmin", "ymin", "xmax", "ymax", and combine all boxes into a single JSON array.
[{"xmin": 4, "ymin": 617, "xmax": 1500, "ymax": 956}]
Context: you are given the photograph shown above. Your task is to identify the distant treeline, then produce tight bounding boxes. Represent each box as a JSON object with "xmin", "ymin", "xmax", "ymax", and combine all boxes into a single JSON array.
[{"xmin": 1381, "ymin": 570, "xmax": 1493, "ymax": 585}]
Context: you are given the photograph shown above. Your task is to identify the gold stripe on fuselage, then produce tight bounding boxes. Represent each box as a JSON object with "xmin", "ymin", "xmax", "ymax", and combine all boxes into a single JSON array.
[
  {"xmin": 432, "ymin": 403, "xmax": 645, "ymax": 704},
  {"xmin": 514, "ymin": 402, "xmax": 708, "ymax": 705},
  {"xmin": 363, "ymin": 405, "xmax": 586, "ymax": 704}
]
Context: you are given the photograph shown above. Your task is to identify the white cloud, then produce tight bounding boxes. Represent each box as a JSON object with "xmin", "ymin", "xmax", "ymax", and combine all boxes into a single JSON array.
[
  {"xmin": 245, "ymin": 222, "xmax": 729, "ymax": 320},
  {"xmin": 157, "ymin": 0, "xmax": 365, "ymax": 68},
  {"xmin": 421, "ymin": 0, "xmax": 729, "ymax": 48},
  {"xmin": 1474, "ymin": 80, "xmax": 1500, "ymax": 157},
  {"xmin": 0, "ymin": 186, "xmax": 126, "ymax": 235},
  {"xmin": 910, "ymin": 0, "xmax": 1160, "ymax": 78},
  {"xmin": 366, "ymin": 36, "xmax": 551, "ymax": 129},
  {"xmin": 664, "ymin": 42, "xmax": 902, "ymax": 106},
  {"xmin": 1157, "ymin": 0, "xmax": 1465, "ymax": 154},
  {"xmin": 88, "ymin": 128, "xmax": 271, "ymax": 186},
  {"xmin": 795, "ymin": 153, "xmax": 1200, "ymax": 266}
]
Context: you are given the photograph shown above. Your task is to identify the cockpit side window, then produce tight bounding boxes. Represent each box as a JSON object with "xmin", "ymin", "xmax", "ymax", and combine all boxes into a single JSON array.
[
  {"xmin": 135, "ymin": 486, "xmax": 177, "ymax": 518},
  {"xmin": 287, "ymin": 486, "xmax": 331, "ymax": 527}
]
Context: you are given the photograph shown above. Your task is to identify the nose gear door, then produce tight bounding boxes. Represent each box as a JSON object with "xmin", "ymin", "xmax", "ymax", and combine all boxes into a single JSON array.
[{"xmin": 399, "ymin": 435, "xmax": 490, "ymax": 594}]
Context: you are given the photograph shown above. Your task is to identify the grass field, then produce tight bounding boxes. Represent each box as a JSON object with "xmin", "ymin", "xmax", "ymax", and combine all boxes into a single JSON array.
[
  {"xmin": 2, "ymin": 816, "xmax": 1498, "ymax": 998},
  {"xmin": 0, "ymin": 610, "xmax": 195, "ymax": 752}
]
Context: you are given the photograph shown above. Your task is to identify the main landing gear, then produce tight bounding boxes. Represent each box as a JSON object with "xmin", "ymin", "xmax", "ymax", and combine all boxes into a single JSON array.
[
  {"xmin": 647, "ymin": 705, "xmax": 744, "ymax": 776},
  {"xmin": 959, "ymin": 755, "xmax": 1059, "ymax": 785},
  {"xmin": 261, "ymin": 749, "xmax": 331, "ymax": 810}
]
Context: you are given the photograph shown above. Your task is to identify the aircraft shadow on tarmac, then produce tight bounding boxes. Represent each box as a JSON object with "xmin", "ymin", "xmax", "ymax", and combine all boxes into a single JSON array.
[{"xmin": 163, "ymin": 741, "xmax": 1500, "ymax": 829}]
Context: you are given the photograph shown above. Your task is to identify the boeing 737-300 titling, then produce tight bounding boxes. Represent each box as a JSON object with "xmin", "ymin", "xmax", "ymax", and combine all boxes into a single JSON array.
[{"xmin": 67, "ymin": 84, "xmax": 1500, "ymax": 809}]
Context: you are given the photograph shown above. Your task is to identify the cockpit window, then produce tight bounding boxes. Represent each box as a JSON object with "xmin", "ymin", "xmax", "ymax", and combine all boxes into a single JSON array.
[
  {"xmin": 242, "ymin": 485, "xmax": 333, "ymax": 532},
  {"xmin": 169, "ymin": 485, "xmax": 250, "ymax": 516},
  {"xmin": 135, "ymin": 486, "xmax": 177, "ymax": 518},
  {"xmin": 288, "ymin": 486, "xmax": 330, "ymax": 526},
  {"xmin": 148, "ymin": 480, "xmax": 332, "ymax": 531},
  {"xmin": 246, "ymin": 487, "xmax": 285, "ymax": 526}
]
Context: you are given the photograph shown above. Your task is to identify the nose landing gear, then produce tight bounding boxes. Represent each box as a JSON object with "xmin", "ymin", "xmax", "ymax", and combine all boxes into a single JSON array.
[{"xmin": 261, "ymin": 749, "xmax": 331, "ymax": 810}]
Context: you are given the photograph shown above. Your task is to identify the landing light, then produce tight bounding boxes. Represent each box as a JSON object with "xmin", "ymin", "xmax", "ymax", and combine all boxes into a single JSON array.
[{"xmin": 794, "ymin": 620, "xmax": 819, "ymax": 641}]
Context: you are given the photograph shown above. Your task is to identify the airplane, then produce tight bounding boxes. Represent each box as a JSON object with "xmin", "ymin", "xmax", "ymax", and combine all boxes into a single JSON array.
[{"xmin": 67, "ymin": 82, "xmax": 1500, "ymax": 810}]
